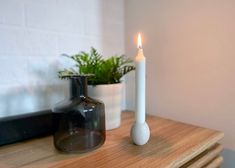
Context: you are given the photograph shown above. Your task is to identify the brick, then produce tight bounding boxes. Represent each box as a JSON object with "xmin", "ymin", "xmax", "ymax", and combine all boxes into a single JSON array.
[
  {"xmin": 0, "ymin": 27, "xmax": 25, "ymax": 55},
  {"xmin": 27, "ymin": 57, "xmax": 63, "ymax": 85},
  {"xmin": 0, "ymin": 83, "xmax": 64, "ymax": 117},
  {"xmin": 58, "ymin": 34, "xmax": 101, "ymax": 53},
  {"xmin": 103, "ymin": 21, "xmax": 124, "ymax": 39},
  {"xmin": 25, "ymin": 2, "xmax": 84, "ymax": 34},
  {"xmin": 0, "ymin": 27, "xmax": 58, "ymax": 56},
  {"xmin": 102, "ymin": 36, "xmax": 125, "ymax": 57},
  {"xmin": 57, "ymin": 34, "xmax": 84, "ymax": 55},
  {"xmin": 0, "ymin": 57, "xmax": 28, "ymax": 85},
  {"xmin": 0, "ymin": 85, "xmax": 31, "ymax": 117},
  {"xmin": 56, "ymin": 0, "xmax": 84, "ymax": 11},
  {"xmin": 84, "ymin": 11, "xmax": 103, "ymax": 36},
  {"xmin": 23, "ymin": 30, "xmax": 58, "ymax": 56},
  {"xmin": 0, "ymin": 0, "xmax": 24, "ymax": 26},
  {"xmin": 102, "ymin": 0, "xmax": 124, "ymax": 24}
]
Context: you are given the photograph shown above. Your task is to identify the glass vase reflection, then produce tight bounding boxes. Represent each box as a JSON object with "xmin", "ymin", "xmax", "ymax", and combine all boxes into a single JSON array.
[{"xmin": 52, "ymin": 75, "xmax": 105, "ymax": 153}]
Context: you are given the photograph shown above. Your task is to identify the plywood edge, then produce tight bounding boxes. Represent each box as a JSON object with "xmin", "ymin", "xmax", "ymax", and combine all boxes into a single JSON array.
[
  {"xmin": 204, "ymin": 156, "xmax": 223, "ymax": 168},
  {"xmin": 173, "ymin": 131, "xmax": 224, "ymax": 167},
  {"xmin": 181, "ymin": 144, "xmax": 223, "ymax": 168}
]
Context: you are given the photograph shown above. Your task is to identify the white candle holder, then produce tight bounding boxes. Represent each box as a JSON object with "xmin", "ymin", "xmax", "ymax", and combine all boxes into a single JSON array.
[{"xmin": 131, "ymin": 121, "xmax": 150, "ymax": 145}]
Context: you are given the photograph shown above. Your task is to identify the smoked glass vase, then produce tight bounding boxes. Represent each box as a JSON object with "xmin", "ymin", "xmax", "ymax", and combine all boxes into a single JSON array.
[{"xmin": 52, "ymin": 75, "xmax": 105, "ymax": 153}]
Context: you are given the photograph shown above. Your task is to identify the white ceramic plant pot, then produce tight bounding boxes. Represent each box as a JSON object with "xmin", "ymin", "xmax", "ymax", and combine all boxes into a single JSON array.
[{"xmin": 88, "ymin": 83, "xmax": 123, "ymax": 130}]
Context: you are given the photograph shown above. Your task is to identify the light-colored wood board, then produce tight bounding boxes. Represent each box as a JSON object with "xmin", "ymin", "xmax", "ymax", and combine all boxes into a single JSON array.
[
  {"xmin": 0, "ymin": 112, "xmax": 224, "ymax": 168},
  {"xmin": 204, "ymin": 156, "xmax": 223, "ymax": 168},
  {"xmin": 181, "ymin": 144, "xmax": 223, "ymax": 168}
]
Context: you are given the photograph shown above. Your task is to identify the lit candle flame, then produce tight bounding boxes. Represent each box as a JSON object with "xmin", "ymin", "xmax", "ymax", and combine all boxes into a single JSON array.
[{"xmin": 137, "ymin": 33, "xmax": 142, "ymax": 49}]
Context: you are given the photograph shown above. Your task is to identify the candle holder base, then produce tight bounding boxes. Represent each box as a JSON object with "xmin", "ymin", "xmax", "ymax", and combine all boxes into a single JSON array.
[{"xmin": 130, "ymin": 122, "xmax": 150, "ymax": 145}]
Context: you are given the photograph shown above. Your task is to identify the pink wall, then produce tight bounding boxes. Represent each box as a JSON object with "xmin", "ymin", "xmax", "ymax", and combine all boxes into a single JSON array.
[{"xmin": 125, "ymin": 1, "xmax": 235, "ymax": 166}]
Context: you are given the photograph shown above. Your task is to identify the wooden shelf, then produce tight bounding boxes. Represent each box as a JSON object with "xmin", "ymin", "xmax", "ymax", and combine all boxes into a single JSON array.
[{"xmin": 0, "ymin": 112, "xmax": 224, "ymax": 168}]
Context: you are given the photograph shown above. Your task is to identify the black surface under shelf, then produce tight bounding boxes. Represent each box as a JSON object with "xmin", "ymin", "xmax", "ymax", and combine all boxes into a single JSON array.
[{"xmin": 0, "ymin": 110, "xmax": 53, "ymax": 146}]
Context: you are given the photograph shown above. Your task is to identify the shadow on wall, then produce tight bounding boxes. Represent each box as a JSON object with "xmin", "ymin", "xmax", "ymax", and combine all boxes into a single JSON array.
[
  {"xmin": 0, "ymin": 61, "xmax": 69, "ymax": 118},
  {"xmin": 0, "ymin": 83, "xmax": 68, "ymax": 118}
]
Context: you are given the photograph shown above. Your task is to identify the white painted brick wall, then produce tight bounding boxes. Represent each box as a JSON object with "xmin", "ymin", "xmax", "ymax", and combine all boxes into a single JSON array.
[{"xmin": 0, "ymin": 0, "xmax": 125, "ymax": 117}]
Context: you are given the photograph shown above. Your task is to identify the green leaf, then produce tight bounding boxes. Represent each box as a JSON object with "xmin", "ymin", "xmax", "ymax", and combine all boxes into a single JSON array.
[{"xmin": 58, "ymin": 47, "xmax": 135, "ymax": 84}]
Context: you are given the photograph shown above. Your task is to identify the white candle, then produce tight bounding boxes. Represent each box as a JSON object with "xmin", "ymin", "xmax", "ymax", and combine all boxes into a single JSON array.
[
  {"xmin": 130, "ymin": 33, "xmax": 150, "ymax": 146},
  {"xmin": 135, "ymin": 33, "xmax": 146, "ymax": 124}
]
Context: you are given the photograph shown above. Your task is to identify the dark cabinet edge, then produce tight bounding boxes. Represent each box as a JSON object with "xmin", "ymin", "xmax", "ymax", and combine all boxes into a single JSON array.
[{"xmin": 0, "ymin": 110, "xmax": 53, "ymax": 146}]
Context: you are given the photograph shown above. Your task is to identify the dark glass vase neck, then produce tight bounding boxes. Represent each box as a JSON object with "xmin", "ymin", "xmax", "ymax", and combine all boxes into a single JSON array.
[{"xmin": 70, "ymin": 76, "xmax": 88, "ymax": 98}]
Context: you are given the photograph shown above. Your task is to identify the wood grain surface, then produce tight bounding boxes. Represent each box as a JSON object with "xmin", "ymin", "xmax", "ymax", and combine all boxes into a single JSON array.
[{"xmin": 0, "ymin": 112, "xmax": 224, "ymax": 168}]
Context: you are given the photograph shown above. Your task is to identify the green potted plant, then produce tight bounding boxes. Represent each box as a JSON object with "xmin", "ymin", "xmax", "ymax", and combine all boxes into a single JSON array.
[{"xmin": 58, "ymin": 47, "xmax": 135, "ymax": 130}]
